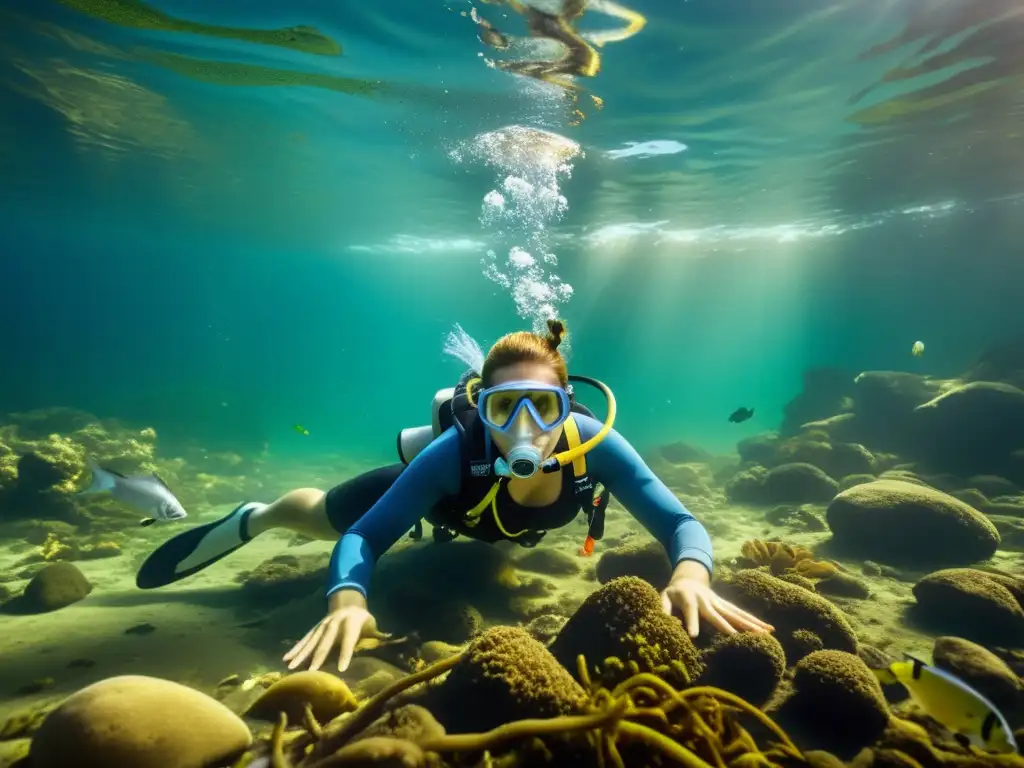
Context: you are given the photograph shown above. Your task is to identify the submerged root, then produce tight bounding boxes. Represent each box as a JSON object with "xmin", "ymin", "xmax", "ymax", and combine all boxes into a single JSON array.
[
  {"xmin": 307, "ymin": 650, "xmax": 467, "ymax": 759},
  {"xmin": 252, "ymin": 650, "xmax": 808, "ymax": 768},
  {"xmin": 302, "ymin": 703, "xmax": 323, "ymax": 741},
  {"xmin": 271, "ymin": 712, "xmax": 291, "ymax": 768}
]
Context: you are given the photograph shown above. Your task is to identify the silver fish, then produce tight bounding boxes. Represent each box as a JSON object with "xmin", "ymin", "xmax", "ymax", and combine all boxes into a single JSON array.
[{"xmin": 78, "ymin": 459, "xmax": 188, "ymax": 527}]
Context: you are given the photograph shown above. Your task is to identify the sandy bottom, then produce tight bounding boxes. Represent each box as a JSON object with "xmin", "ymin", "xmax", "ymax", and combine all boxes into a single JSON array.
[{"xmin": 2, "ymin": 477, "xmax": 1021, "ymax": 728}]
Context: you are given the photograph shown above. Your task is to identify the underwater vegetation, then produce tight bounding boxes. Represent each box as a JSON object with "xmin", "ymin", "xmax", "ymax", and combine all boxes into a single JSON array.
[
  {"xmin": 50, "ymin": 0, "xmax": 342, "ymax": 56},
  {"xmin": 3, "ymin": 577, "xmax": 1023, "ymax": 766},
  {"xmin": 830, "ymin": 0, "xmax": 1024, "ymax": 214},
  {"xmin": 848, "ymin": 0, "xmax": 1024, "ymax": 126}
]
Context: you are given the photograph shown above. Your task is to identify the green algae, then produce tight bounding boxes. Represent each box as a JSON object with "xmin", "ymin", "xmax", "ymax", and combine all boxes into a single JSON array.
[{"xmin": 52, "ymin": 0, "xmax": 342, "ymax": 56}]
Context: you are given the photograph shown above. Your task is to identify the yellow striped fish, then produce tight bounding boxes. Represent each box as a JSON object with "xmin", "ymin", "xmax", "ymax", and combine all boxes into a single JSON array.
[{"xmin": 874, "ymin": 654, "xmax": 1018, "ymax": 754}]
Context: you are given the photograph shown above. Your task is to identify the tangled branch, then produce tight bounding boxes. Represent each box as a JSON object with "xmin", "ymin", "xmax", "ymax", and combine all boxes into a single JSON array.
[{"xmin": 242, "ymin": 650, "xmax": 808, "ymax": 768}]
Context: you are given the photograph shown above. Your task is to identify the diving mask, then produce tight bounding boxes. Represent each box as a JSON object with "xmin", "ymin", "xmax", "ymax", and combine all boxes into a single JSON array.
[
  {"xmin": 477, "ymin": 381, "xmax": 571, "ymax": 479},
  {"xmin": 477, "ymin": 381, "xmax": 571, "ymax": 434},
  {"xmin": 465, "ymin": 373, "xmax": 618, "ymax": 479}
]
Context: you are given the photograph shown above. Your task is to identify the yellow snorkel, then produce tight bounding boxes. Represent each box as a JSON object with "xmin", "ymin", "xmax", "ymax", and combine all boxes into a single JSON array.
[{"xmin": 541, "ymin": 374, "xmax": 617, "ymax": 473}]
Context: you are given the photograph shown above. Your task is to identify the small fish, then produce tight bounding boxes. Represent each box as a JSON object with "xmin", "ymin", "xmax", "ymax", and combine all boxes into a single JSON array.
[
  {"xmin": 293, "ymin": 424, "xmax": 310, "ymax": 436},
  {"xmin": 124, "ymin": 623, "xmax": 156, "ymax": 636},
  {"xmin": 78, "ymin": 459, "xmax": 188, "ymax": 527},
  {"xmin": 912, "ymin": 340, "xmax": 925, "ymax": 357},
  {"xmin": 873, "ymin": 653, "xmax": 1018, "ymax": 754},
  {"xmin": 728, "ymin": 407, "xmax": 754, "ymax": 424}
]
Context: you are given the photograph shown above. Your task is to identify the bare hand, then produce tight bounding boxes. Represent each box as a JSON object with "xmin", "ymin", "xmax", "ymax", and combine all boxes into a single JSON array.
[
  {"xmin": 282, "ymin": 592, "xmax": 388, "ymax": 672},
  {"xmin": 660, "ymin": 577, "xmax": 774, "ymax": 638}
]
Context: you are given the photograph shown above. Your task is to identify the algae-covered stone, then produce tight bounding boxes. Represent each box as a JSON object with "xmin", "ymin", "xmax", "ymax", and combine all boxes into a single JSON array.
[
  {"xmin": 236, "ymin": 553, "xmax": 328, "ymax": 602},
  {"xmin": 839, "ymin": 473, "xmax": 876, "ymax": 492},
  {"xmin": 716, "ymin": 569, "xmax": 857, "ymax": 664},
  {"xmin": 317, "ymin": 737, "xmax": 425, "ymax": 766},
  {"xmin": 12, "ymin": 562, "xmax": 92, "ymax": 613},
  {"xmin": 352, "ymin": 704, "xmax": 445, "ymax": 744},
  {"xmin": 914, "ymin": 381, "xmax": 1024, "ymax": 474},
  {"xmin": 515, "ymin": 547, "xmax": 580, "ymax": 576},
  {"xmin": 30, "ymin": 675, "xmax": 251, "ymax": 768},
  {"xmin": 911, "ymin": 568, "xmax": 1024, "ymax": 644},
  {"xmin": 724, "ymin": 465, "xmax": 769, "ymax": 503},
  {"xmin": 419, "ymin": 640, "xmax": 464, "ymax": 665},
  {"xmin": 438, "ymin": 626, "xmax": 586, "ymax": 733},
  {"xmin": 770, "ymin": 650, "xmax": 889, "ymax": 757},
  {"xmin": 826, "ymin": 480, "xmax": 999, "ymax": 567},
  {"xmin": 764, "ymin": 463, "xmax": 839, "ymax": 503},
  {"xmin": 246, "ymin": 670, "xmax": 358, "ymax": 724},
  {"xmin": 697, "ymin": 630, "xmax": 786, "ymax": 706},
  {"xmin": 931, "ymin": 636, "xmax": 1022, "ymax": 715},
  {"xmin": 816, "ymin": 571, "xmax": 871, "ymax": 599},
  {"xmin": 525, "ymin": 613, "xmax": 568, "ymax": 645},
  {"xmin": 550, "ymin": 576, "xmax": 704, "ymax": 689},
  {"xmin": 765, "ymin": 504, "xmax": 827, "ymax": 532},
  {"xmin": 594, "ymin": 540, "xmax": 671, "ymax": 589}
]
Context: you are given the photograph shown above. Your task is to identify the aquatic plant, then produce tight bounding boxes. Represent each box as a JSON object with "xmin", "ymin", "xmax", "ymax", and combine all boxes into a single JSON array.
[
  {"xmin": 238, "ymin": 649, "xmax": 811, "ymax": 768},
  {"xmin": 739, "ymin": 539, "xmax": 840, "ymax": 580}
]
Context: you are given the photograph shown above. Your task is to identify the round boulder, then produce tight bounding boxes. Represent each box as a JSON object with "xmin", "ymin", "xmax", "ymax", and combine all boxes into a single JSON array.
[
  {"xmin": 595, "ymin": 540, "xmax": 671, "ymax": 590},
  {"xmin": 715, "ymin": 569, "xmax": 857, "ymax": 665},
  {"xmin": 697, "ymin": 631, "xmax": 786, "ymax": 706},
  {"xmin": 18, "ymin": 562, "xmax": 92, "ymax": 613},
  {"xmin": 825, "ymin": 480, "xmax": 999, "ymax": 567},
  {"xmin": 30, "ymin": 675, "xmax": 251, "ymax": 768},
  {"xmin": 770, "ymin": 650, "xmax": 889, "ymax": 757},
  {"xmin": 438, "ymin": 626, "xmax": 586, "ymax": 733},
  {"xmin": 246, "ymin": 670, "xmax": 357, "ymax": 724},
  {"xmin": 514, "ymin": 548, "xmax": 579, "ymax": 576},
  {"xmin": 765, "ymin": 463, "xmax": 839, "ymax": 504},
  {"xmin": 931, "ymin": 636, "xmax": 1022, "ymax": 714},
  {"xmin": 914, "ymin": 382, "xmax": 1024, "ymax": 475},
  {"xmin": 911, "ymin": 568, "xmax": 1024, "ymax": 645}
]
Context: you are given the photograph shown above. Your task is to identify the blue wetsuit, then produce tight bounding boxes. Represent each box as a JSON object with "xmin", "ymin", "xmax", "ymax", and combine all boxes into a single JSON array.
[{"xmin": 326, "ymin": 414, "xmax": 713, "ymax": 600}]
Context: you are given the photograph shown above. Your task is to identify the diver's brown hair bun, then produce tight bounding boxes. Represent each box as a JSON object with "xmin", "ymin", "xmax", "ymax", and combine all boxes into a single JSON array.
[
  {"xmin": 481, "ymin": 320, "xmax": 570, "ymax": 387},
  {"xmin": 545, "ymin": 319, "xmax": 567, "ymax": 351}
]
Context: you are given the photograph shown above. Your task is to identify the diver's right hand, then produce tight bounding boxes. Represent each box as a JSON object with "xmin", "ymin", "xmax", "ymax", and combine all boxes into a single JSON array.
[{"xmin": 282, "ymin": 589, "xmax": 385, "ymax": 673}]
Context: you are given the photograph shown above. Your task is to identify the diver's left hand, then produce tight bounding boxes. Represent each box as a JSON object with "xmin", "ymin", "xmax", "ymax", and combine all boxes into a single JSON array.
[{"xmin": 660, "ymin": 571, "xmax": 774, "ymax": 639}]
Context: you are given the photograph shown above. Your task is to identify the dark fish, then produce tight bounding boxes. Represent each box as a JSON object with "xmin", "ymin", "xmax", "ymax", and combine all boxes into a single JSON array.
[
  {"xmin": 728, "ymin": 407, "xmax": 754, "ymax": 423},
  {"xmin": 124, "ymin": 623, "xmax": 157, "ymax": 636}
]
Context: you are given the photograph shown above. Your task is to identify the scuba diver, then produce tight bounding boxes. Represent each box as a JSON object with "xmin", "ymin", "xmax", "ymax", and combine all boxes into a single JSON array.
[{"xmin": 136, "ymin": 320, "xmax": 773, "ymax": 672}]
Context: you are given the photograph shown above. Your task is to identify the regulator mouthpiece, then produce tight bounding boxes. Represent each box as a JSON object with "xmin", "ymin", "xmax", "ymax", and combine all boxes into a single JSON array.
[{"xmin": 495, "ymin": 444, "xmax": 542, "ymax": 479}]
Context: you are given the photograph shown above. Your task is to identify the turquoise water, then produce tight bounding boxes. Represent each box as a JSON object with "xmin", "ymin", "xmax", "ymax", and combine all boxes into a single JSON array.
[{"xmin": 2, "ymin": 0, "xmax": 1021, "ymax": 457}]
